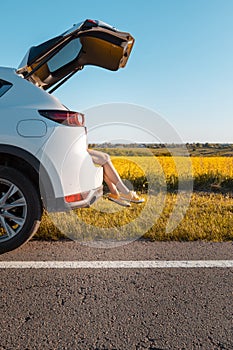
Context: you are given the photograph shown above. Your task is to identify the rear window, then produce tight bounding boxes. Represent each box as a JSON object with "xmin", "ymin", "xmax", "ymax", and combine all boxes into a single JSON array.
[
  {"xmin": 47, "ymin": 38, "xmax": 82, "ymax": 73},
  {"xmin": 0, "ymin": 79, "xmax": 13, "ymax": 98}
]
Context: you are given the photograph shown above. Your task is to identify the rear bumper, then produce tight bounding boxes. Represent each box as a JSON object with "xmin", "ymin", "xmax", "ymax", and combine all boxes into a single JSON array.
[{"xmin": 46, "ymin": 185, "xmax": 103, "ymax": 212}]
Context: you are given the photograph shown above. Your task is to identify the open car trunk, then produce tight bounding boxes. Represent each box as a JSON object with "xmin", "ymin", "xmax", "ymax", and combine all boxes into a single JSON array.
[{"xmin": 17, "ymin": 19, "xmax": 135, "ymax": 91}]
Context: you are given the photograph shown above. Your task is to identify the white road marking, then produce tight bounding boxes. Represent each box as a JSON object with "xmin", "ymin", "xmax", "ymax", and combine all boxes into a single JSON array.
[{"xmin": 0, "ymin": 260, "xmax": 233, "ymax": 269}]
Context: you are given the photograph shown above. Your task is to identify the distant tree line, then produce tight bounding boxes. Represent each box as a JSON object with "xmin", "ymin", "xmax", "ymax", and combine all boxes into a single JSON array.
[{"xmin": 89, "ymin": 142, "xmax": 233, "ymax": 149}]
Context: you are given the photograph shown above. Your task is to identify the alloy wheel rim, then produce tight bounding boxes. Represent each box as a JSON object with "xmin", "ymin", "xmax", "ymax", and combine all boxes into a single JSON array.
[{"xmin": 0, "ymin": 179, "xmax": 27, "ymax": 242}]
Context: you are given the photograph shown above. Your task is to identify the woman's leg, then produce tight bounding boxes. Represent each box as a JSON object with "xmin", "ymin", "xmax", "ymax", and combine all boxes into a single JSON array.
[
  {"xmin": 88, "ymin": 149, "xmax": 129, "ymax": 194},
  {"xmin": 88, "ymin": 149, "xmax": 144, "ymax": 205},
  {"xmin": 103, "ymin": 161, "xmax": 129, "ymax": 195},
  {"xmin": 102, "ymin": 161, "xmax": 144, "ymax": 203},
  {"xmin": 103, "ymin": 172, "xmax": 118, "ymax": 195}
]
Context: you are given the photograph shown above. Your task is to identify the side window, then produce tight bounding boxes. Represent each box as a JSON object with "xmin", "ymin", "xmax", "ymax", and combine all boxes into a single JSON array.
[{"xmin": 0, "ymin": 79, "xmax": 13, "ymax": 98}]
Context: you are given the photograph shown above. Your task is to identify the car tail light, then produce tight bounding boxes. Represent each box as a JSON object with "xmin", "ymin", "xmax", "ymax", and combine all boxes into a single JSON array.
[
  {"xmin": 65, "ymin": 191, "xmax": 90, "ymax": 203},
  {"xmin": 38, "ymin": 110, "xmax": 85, "ymax": 126},
  {"xmin": 65, "ymin": 193, "xmax": 83, "ymax": 203}
]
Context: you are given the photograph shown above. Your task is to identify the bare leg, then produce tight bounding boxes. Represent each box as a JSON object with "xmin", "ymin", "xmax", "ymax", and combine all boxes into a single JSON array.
[
  {"xmin": 103, "ymin": 161, "xmax": 144, "ymax": 204},
  {"xmin": 88, "ymin": 149, "xmax": 129, "ymax": 195},
  {"xmin": 103, "ymin": 161, "xmax": 129, "ymax": 195},
  {"xmin": 103, "ymin": 173, "xmax": 118, "ymax": 195},
  {"xmin": 88, "ymin": 149, "xmax": 144, "ymax": 205}
]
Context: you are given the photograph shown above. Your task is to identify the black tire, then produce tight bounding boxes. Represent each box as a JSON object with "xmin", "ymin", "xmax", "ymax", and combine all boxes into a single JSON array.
[{"xmin": 0, "ymin": 166, "xmax": 42, "ymax": 254}]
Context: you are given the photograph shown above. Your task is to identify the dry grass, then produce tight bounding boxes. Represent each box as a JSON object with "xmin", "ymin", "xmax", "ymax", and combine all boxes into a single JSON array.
[{"xmin": 35, "ymin": 192, "xmax": 233, "ymax": 242}]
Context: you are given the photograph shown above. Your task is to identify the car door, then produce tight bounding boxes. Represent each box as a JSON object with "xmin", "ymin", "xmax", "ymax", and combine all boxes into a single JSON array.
[{"xmin": 17, "ymin": 19, "xmax": 135, "ymax": 91}]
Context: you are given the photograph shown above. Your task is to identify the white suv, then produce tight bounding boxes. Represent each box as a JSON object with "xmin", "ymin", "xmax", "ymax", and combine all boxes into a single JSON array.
[{"xmin": 0, "ymin": 19, "xmax": 134, "ymax": 253}]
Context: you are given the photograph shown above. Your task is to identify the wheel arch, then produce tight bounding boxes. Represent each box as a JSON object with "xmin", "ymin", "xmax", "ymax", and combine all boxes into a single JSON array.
[{"xmin": 0, "ymin": 144, "xmax": 55, "ymax": 209}]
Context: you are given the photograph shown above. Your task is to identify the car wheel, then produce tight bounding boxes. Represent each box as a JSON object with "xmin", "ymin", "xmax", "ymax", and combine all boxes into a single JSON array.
[{"xmin": 0, "ymin": 166, "xmax": 42, "ymax": 254}]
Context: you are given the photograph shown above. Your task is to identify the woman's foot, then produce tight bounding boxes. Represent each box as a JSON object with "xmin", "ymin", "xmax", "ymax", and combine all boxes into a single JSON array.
[
  {"xmin": 107, "ymin": 193, "xmax": 131, "ymax": 207},
  {"xmin": 120, "ymin": 191, "xmax": 145, "ymax": 203}
]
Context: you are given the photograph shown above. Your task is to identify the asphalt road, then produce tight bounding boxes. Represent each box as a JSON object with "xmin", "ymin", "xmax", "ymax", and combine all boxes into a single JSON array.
[{"xmin": 0, "ymin": 240, "xmax": 233, "ymax": 350}]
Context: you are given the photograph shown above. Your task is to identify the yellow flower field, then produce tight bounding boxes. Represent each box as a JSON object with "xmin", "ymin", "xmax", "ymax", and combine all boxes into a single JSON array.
[
  {"xmin": 111, "ymin": 156, "xmax": 233, "ymax": 191},
  {"xmin": 36, "ymin": 155, "xmax": 233, "ymax": 242}
]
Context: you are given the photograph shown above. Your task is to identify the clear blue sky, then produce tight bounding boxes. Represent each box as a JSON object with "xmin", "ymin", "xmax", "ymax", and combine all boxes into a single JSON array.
[{"xmin": 1, "ymin": 0, "xmax": 233, "ymax": 143}]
